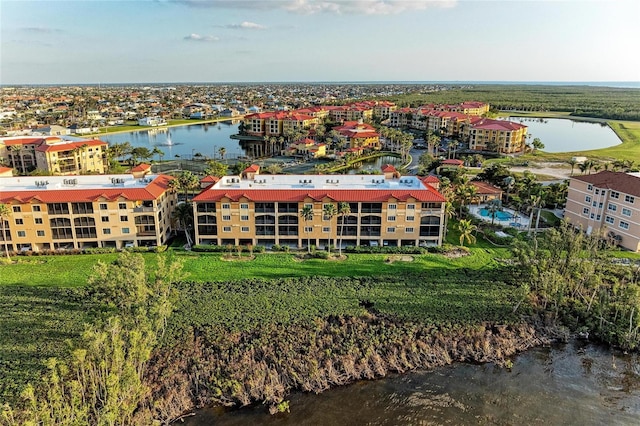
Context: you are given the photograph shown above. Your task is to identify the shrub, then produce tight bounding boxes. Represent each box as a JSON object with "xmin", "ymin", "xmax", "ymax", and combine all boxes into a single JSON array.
[
  {"xmin": 83, "ymin": 247, "xmax": 117, "ymax": 254},
  {"xmin": 344, "ymin": 245, "xmax": 426, "ymax": 254},
  {"xmin": 192, "ymin": 244, "xmax": 227, "ymax": 253},
  {"xmin": 313, "ymin": 251, "xmax": 330, "ymax": 259}
]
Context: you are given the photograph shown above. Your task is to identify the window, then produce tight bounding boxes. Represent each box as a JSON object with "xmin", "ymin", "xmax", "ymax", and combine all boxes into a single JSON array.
[
  {"xmin": 35, "ymin": 218, "xmax": 43, "ymax": 224},
  {"xmin": 322, "ymin": 227, "xmax": 330, "ymax": 233},
  {"xmin": 119, "ymin": 202, "xmax": 127, "ymax": 209},
  {"xmin": 387, "ymin": 227, "xmax": 396, "ymax": 233},
  {"xmin": 596, "ymin": 214, "xmax": 601, "ymax": 221},
  {"xmin": 388, "ymin": 204, "xmax": 397, "ymax": 210},
  {"xmin": 103, "ymin": 228, "xmax": 111, "ymax": 235},
  {"xmin": 304, "ymin": 203, "xmax": 313, "ymax": 209},
  {"xmin": 598, "ymin": 202, "xmax": 603, "ymax": 208},
  {"xmin": 622, "ymin": 208, "xmax": 632, "ymax": 217},
  {"xmin": 407, "ymin": 204, "xmax": 415, "ymax": 210},
  {"xmin": 101, "ymin": 216, "xmax": 109, "ymax": 222},
  {"xmin": 406, "ymin": 227, "xmax": 414, "ymax": 233},
  {"xmin": 15, "ymin": 218, "xmax": 23, "ymax": 225},
  {"xmin": 222, "ymin": 215, "xmax": 231, "ymax": 221},
  {"xmin": 585, "ymin": 196, "xmax": 592, "ymax": 203},
  {"xmin": 583, "ymin": 207, "xmax": 590, "ymax": 215},
  {"xmin": 590, "ymin": 213, "xmax": 595, "ymax": 219},
  {"xmin": 406, "ymin": 216, "xmax": 415, "ymax": 221},
  {"xmin": 17, "ymin": 231, "xmax": 26, "ymax": 237},
  {"xmin": 605, "ymin": 216, "xmax": 615, "ymax": 224},
  {"xmin": 12, "ymin": 206, "xmax": 21, "ymax": 213},
  {"xmin": 223, "ymin": 226, "xmax": 232, "ymax": 232},
  {"xmin": 47, "ymin": 203, "xmax": 69, "ymax": 215},
  {"xmin": 37, "ymin": 230, "xmax": 45, "ymax": 237},
  {"xmin": 241, "ymin": 226, "xmax": 249, "ymax": 232},
  {"xmin": 608, "ymin": 203, "xmax": 617, "ymax": 212},
  {"xmin": 122, "ymin": 228, "xmax": 130, "ymax": 234},
  {"xmin": 595, "ymin": 189, "xmax": 600, "ymax": 195},
  {"xmin": 240, "ymin": 203, "xmax": 249, "ymax": 210},
  {"xmin": 120, "ymin": 215, "xmax": 128, "ymax": 222},
  {"xmin": 625, "ymin": 195, "xmax": 635, "ymax": 204},
  {"xmin": 222, "ymin": 203, "xmax": 231, "ymax": 210},
  {"xmin": 241, "ymin": 215, "xmax": 249, "ymax": 221},
  {"xmin": 587, "ymin": 184, "xmax": 593, "ymax": 191},
  {"xmin": 592, "ymin": 201, "xmax": 597, "ymax": 207},
  {"xmin": 100, "ymin": 203, "xmax": 108, "ymax": 210},
  {"xmin": 304, "ymin": 226, "xmax": 313, "ymax": 233},
  {"xmin": 387, "ymin": 216, "xmax": 396, "ymax": 221},
  {"xmin": 610, "ymin": 191, "xmax": 619, "ymax": 199},
  {"xmin": 620, "ymin": 221, "xmax": 630, "ymax": 230},
  {"xmin": 33, "ymin": 205, "xmax": 41, "ymax": 212},
  {"xmin": 421, "ymin": 202, "xmax": 440, "ymax": 209}
]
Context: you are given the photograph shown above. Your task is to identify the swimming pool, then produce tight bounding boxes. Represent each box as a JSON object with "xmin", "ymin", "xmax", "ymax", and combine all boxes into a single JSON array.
[{"xmin": 478, "ymin": 208, "xmax": 512, "ymax": 221}]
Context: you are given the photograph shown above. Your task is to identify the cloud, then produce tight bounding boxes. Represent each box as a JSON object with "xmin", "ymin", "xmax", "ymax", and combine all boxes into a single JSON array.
[
  {"xmin": 172, "ymin": 0, "xmax": 456, "ymax": 15},
  {"xmin": 220, "ymin": 21, "xmax": 267, "ymax": 30},
  {"xmin": 184, "ymin": 33, "xmax": 219, "ymax": 41},
  {"xmin": 20, "ymin": 26, "xmax": 64, "ymax": 34}
]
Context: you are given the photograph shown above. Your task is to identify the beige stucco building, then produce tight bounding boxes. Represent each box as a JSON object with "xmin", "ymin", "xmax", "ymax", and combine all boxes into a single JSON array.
[
  {"xmin": 0, "ymin": 171, "xmax": 177, "ymax": 253},
  {"xmin": 192, "ymin": 166, "xmax": 446, "ymax": 249},
  {"xmin": 564, "ymin": 171, "xmax": 640, "ymax": 252}
]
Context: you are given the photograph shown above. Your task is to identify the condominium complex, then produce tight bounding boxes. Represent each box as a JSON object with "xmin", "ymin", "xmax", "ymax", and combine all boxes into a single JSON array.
[
  {"xmin": 192, "ymin": 165, "xmax": 446, "ymax": 249},
  {"xmin": 0, "ymin": 136, "xmax": 108, "ymax": 175},
  {"xmin": 564, "ymin": 171, "xmax": 640, "ymax": 252},
  {"xmin": 388, "ymin": 102, "xmax": 528, "ymax": 154},
  {"xmin": 0, "ymin": 171, "xmax": 177, "ymax": 253}
]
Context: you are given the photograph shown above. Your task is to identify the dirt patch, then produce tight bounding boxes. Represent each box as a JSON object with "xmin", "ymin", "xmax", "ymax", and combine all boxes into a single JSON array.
[
  {"xmin": 221, "ymin": 255, "xmax": 256, "ymax": 262},
  {"xmin": 385, "ymin": 255, "xmax": 414, "ymax": 263},
  {"xmin": 442, "ymin": 248, "xmax": 470, "ymax": 259}
]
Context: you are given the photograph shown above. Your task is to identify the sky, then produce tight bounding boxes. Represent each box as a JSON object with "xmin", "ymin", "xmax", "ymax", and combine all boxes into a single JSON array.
[{"xmin": 1, "ymin": 0, "xmax": 639, "ymax": 85}]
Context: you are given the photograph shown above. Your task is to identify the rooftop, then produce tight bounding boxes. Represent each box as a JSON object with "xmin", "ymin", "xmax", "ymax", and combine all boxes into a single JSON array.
[{"xmin": 572, "ymin": 171, "xmax": 640, "ymax": 197}]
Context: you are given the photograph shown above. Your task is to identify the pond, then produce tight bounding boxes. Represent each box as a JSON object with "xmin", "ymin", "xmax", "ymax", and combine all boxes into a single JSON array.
[
  {"xmin": 100, "ymin": 121, "xmax": 244, "ymax": 160},
  {"xmin": 506, "ymin": 117, "xmax": 622, "ymax": 153}
]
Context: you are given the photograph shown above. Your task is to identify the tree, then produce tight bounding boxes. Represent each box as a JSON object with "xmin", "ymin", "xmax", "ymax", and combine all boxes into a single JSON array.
[
  {"xmin": 204, "ymin": 159, "xmax": 228, "ymax": 177},
  {"xmin": 151, "ymin": 147, "xmax": 164, "ymax": 163},
  {"xmin": 337, "ymin": 202, "xmax": 351, "ymax": 257},
  {"xmin": 458, "ymin": 219, "xmax": 477, "ymax": 247},
  {"xmin": 17, "ymin": 253, "xmax": 183, "ymax": 425},
  {"xmin": 322, "ymin": 203, "xmax": 337, "ymax": 254},
  {"xmin": 172, "ymin": 202, "xmax": 194, "ymax": 248},
  {"xmin": 486, "ymin": 198, "xmax": 502, "ymax": 226},
  {"xmin": 172, "ymin": 170, "xmax": 199, "ymax": 201},
  {"xmin": 567, "ymin": 158, "xmax": 577, "ymax": 176},
  {"xmin": 0, "ymin": 203, "xmax": 11, "ymax": 260},
  {"xmin": 531, "ymin": 138, "xmax": 545, "ymax": 152},
  {"xmin": 300, "ymin": 205, "xmax": 314, "ymax": 253},
  {"xmin": 503, "ymin": 176, "xmax": 516, "ymax": 205},
  {"xmin": 218, "ymin": 147, "xmax": 226, "ymax": 160}
]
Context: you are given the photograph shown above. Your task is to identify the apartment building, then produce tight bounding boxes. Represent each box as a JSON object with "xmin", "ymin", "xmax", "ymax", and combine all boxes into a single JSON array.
[
  {"xmin": 192, "ymin": 165, "xmax": 446, "ymax": 249},
  {"xmin": 0, "ymin": 136, "xmax": 108, "ymax": 175},
  {"xmin": 465, "ymin": 118, "xmax": 528, "ymax": 154},
  {"xmin": 564, "ymin": 171, "xmax": 640, "ymax": 252},
  {"xmin": 333, "ymin": 121, "xmax": 381, "ymax": 150},
  {"xmin": 0, "ymin": 171, "xmax": 177, "ymax": 253}
]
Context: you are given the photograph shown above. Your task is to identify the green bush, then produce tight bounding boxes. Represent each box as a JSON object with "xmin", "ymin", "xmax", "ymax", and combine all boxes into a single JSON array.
[
  {"xmin": 345, "ymin": 245, "xmax": 426, "ymax": 254},
  {"xmin": 192, "ymin": 244, "xmax": 227, "ymax": 253},
  {"xmin": 83, "ymin": 247, "xmax": 117, "ymax": 254},
  {"xmin": 313, "ymin": 251, "xmax": 330, "ymax": 259}
]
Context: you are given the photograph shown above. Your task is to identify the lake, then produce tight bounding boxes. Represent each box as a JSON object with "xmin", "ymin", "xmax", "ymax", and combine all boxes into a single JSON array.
[
  {"xmin": 100, "ymin": 121, "xmax": 244, "ymax": 160},
  {"xmin": 507, "ymin": 117, "xmax": 622, "ymax": 153},
  {"xmin": 185, "ymin": 341, "xmax": 640, "ymax": 425},
  {"xmin": 100, "ymin": 117, "xmax": 623, "ymax": 162}
]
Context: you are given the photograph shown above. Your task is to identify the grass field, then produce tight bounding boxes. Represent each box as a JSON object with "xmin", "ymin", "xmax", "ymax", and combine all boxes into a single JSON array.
[{"xmin": 0, "ymin": 245, "xmax": 517, "ymax": 404}]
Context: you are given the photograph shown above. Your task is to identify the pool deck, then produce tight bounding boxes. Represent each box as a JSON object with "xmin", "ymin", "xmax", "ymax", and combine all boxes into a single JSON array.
[{"xmin": 468, "ymin": 204, "xmax": 531, "ymax": 229}]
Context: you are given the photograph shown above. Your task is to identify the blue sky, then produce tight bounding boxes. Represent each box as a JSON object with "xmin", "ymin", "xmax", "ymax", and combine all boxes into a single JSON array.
[{"xmin": 1, "ymin": 0, "xmax": 639, "ymax": 84}]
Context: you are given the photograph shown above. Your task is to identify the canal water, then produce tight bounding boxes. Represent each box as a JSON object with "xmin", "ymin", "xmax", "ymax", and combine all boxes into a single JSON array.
[
  {"xmin": 507, "ymin": 117, "xmax": 622, "ymax": 153},
  {"xmin": 185, "ymin": 341, "xmax": 640, "ymax": 425}
]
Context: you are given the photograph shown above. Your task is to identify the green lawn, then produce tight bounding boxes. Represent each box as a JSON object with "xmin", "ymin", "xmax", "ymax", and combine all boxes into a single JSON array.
[{"xmin": 0, "ymin": 248, "xmax": 508, "ymax": 287}]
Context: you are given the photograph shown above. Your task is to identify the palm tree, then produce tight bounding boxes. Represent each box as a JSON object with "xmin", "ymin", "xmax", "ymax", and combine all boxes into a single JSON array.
[
  {"xmin": 337, "ymin": 202, "xmax": 351, "ymax": 257},
  {"xmin": 152, "ymin": 147, "xmax": 164, "ymax": 163},
  {"xmin": 172, "ymin": 202, "xmax": 194, "ymax": 248},
  {"xmin": 458, "ymin": 219, "xmax": 477, "ymax": 247},
  {"xmin": 322, "ymin": 203, "xmax": 337, "ymax": 254},
  {"xmin": 503, "ymin": 176, "xmax": 515, "ymax": 205},
  {"xmin": 174, "ymin": 170, "xmax": 200, "ymax": 201},
  {"xmin": 485, "ymin": 199, "xmax": 502, "ymax": 226},
  {"xmin": 300, "ymin": 205, "xmax": 314, "ymax": 253},
  {"xmin": 218, "ymin": 147, "xmax": 226, "ymax": 161},
  {"xmin": 443, "ymin": 200, "xmax": 456, "ymax": 239},
  {"xmin": 567, "ymin": 158, "xmax": 577, "ymax": 176},
  {"xmin": 0, "ymin": 203, "xmax": 11, "ymax": 260}
]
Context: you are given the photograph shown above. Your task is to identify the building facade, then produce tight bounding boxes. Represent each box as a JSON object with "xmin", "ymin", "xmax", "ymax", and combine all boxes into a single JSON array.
[
  {"xmin": 0, "ymin": 136, "xmax": 108, "ymax": 175},
  {"xmin": 0, "ymin": 172, "xmax": 177, "ymax": 253},
  {"xmin": 564, "ymin": 171, "xmax": 640, "ymax": 252},
  {"xmin": 192, "ymin": 166, "xmax": 446, "ymax": 249}
]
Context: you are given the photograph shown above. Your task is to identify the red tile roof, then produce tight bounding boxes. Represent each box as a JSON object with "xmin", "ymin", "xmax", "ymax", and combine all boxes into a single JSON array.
[
  {"xmin": 201, "ymin": 175, "xmax": 220, "ymax": 183},
  {"xmin": 1, "ymin": 174, "xmax": 174, "ymax": 204},
  {"xmin": 471, "ymin": 181, "xmax": 503, "ymax": 195},
  {"xmin": 35, "ymin": 139, "xmax": 107, "ymax": 153},
  {"xmin": 131, "ymin": 163, "xmax": 151, "ymax": 172},
  {"xmin": 572, "ymin": 171, "xmax": 640, "ymax": 197},
  {"xmin": 244, "ymin": 164, "xmax": 260, "ymax": 173},
  {"xmin": 441, "ymin": 159, "xmax": 464, "ymax": 166},
  {"xmin": 381, "ymin": 164, "xmax": 397, "ymax": 173},
  {"xmin": 193, "ymin": 188, "xmax": 445, "ymax": 203}
]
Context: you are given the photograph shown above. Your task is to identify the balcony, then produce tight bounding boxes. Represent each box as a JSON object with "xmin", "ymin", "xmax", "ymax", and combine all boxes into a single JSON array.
[{"xmin": 133, "ymin": 206, "xmax": 155, "ymax": 213}]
